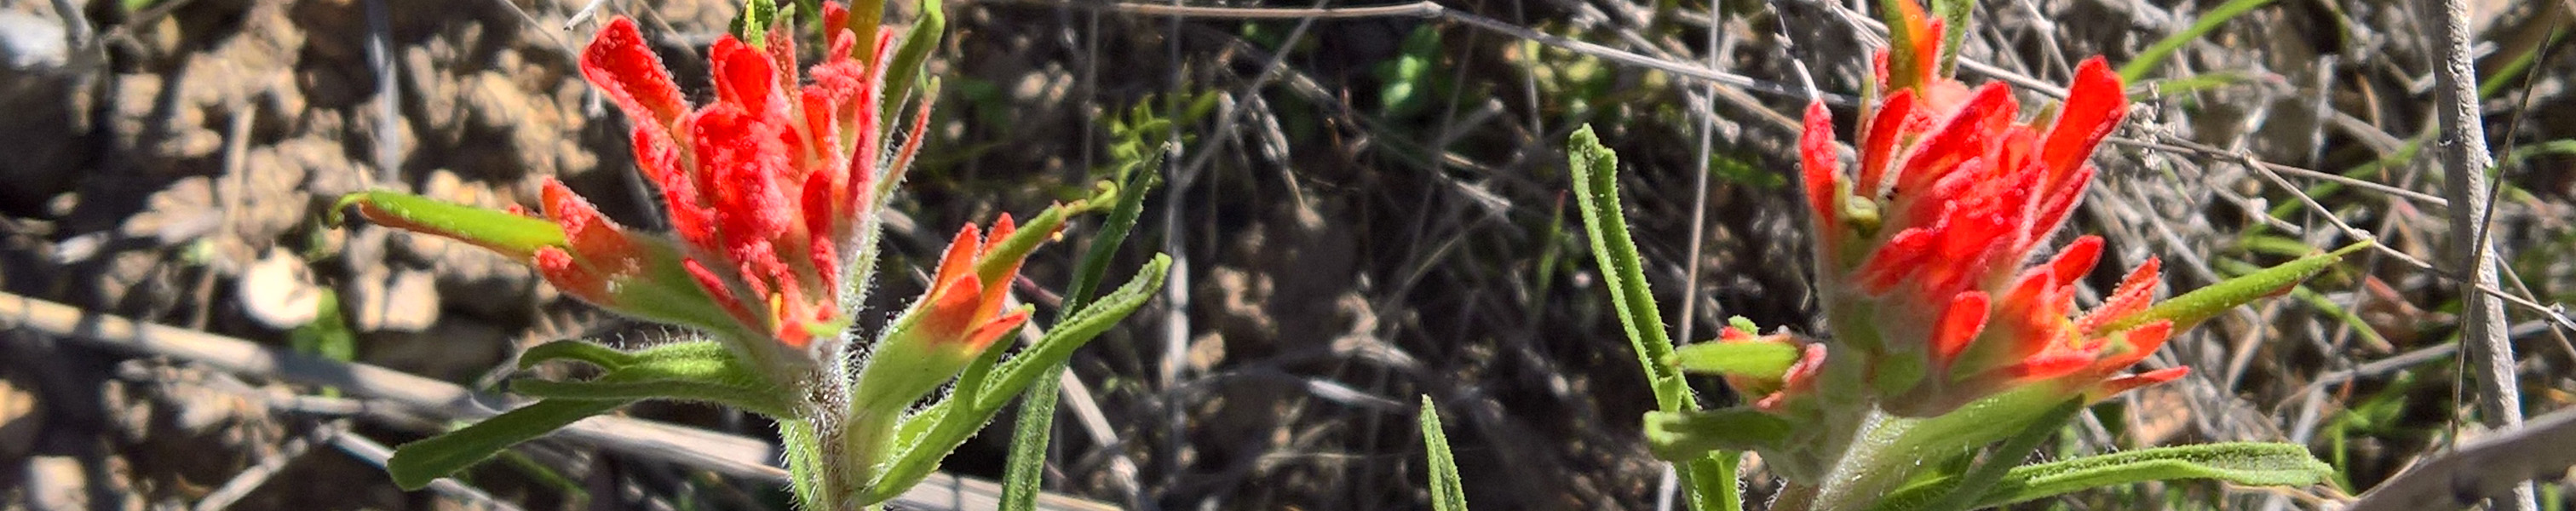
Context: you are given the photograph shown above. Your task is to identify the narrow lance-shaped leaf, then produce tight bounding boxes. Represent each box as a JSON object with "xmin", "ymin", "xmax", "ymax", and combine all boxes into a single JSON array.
[
  {"xmin": 1873, "ymin": 442, "xmax": 2332, "ymax": 511},
  {"xmin": 878, "ymin": 0, "xmax": 943, "ymax": 125},
  {"xmin": 509, "ymin": 353, "xmax": 796, "ymax": 418},
  {"xmin": 1916, "ymin": 400, "xmax": 2083, "ymax": 511},
  {"xmin": 1569, "ymin": 125, "xmax": 1739, "ymax": 511},
  {"xmin": 1644, "ymin": 408, "xmax": 1796, "ymax": 461},
  {"xmin": 1669, "ymin": 341, "xmax": 1802, "ymax": 377},
  {"xmin": 1002, "ymin": 171, "xmax": 1160, "ymax": 511},
  {"xmin": 387, "ymin": 399, "xmax": 633, "ymax": 490},
  {"xmin": 517, "ymin": 340, "xmax": 641, "ymax": 371},
  {"xmin": 1932, "ymin": 0, "xmax": 1971, "ymax": 76},
  {"xmin": 1422, "ymin": 396, "xmax": 1470, "ymax": 511},
  {"xmin": 333, "ymin": 192, "xmax": 566, "ymax": 260},
  {"xmin": 2106, "ymin": 240, "xmax": 2372, "ymax": 332},
  {"xmin": 1566, "ymin": 125, "xmax": 1688, "ymax": 411}
]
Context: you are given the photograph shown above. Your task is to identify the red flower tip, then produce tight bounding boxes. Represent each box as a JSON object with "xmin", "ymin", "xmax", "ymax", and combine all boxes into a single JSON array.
[
  {"xmin": 580, "ymin": 18, "xmax": 687, "ymax": 129},
  {"xmin": 1929, "ymin": 291, "xmax": 1989, "ymax": 365},
  {"xmin": 908, "ymin": 218, "xmax": 1038, "ymax": 351},
  {"xmin": 1755, "ymin": 343, "xmax": 1830, "ymax": 413},
  {"xmin": 2090, "ymin": 366, "xmax": 2188, "ymax": 400},
  {"xmin": 963, "ymin": 307, "xmax": 1031, "ymax": 353},
  {"xmin": 1800, "ymin": 100, "xmax": 1842, "ymax": 234},
  {"xmin": 532, "ymin": 247, "xmax": 608, "ymax": 304},
  {"xmin": 2042, "ymin": 57, "xmax": 2129, "ymax": 179}
]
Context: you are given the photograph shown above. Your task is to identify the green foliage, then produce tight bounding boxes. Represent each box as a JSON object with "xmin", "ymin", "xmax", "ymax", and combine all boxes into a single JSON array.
[
  {"xmin": 388, "ymin": 399, "xmax": 632, "ymax": 490},
  {"xmin": 2119, "ymin": 0, "xmax": 2276, "ymax": 80},
  {"xmin": 865, "ymin": 255, "xmax": 1171, "ymax": 503},
  {"xmin": 509, "ymin": 348, "xmax": 796, "ymax": 418},
  {"xmin": 1421, "ymin": 396, "xmax": 1469, "ymax": 511},
  {"xmin": 388, "ymin": 340, "xmax": 801, "ymax": 489},
  {"xmin": 1644, "ymin": 408, "xmax": 1795, "ymax": 460},
  {"xmin": 287, "ymin": 290, "xmax": 355, "ymax": 364},
  {"xmin": 1931, "ymin": 0, "xmax": 1971, "ymax": 75},
  {"xmin": 1878, "ymin": 442, "xmax": 2332, "ymax": 510},
  {"xmin": 1376, "ymin": 26, "xmax": 1449, "ymax": 119},
  {"xmin": 1102, "ymin": 91, "xmax": 1221, "ymax": 179},
  {"xmin": 1517, "ymin": 39, "xmax": 1619, "ymax": 119},
  {"xmin": 2108, "ymin": 240, "xmax": 2373, "ymax": 332},
  {"xmin": 1669, "ymin": 340, "xmax": 1800, "ymax": 377},
  {"xmin": 881, "ymin": 0, "xmax": 946, "ymax": 123},
  {"xmin": 331, "ymin": 191, "xmax": 565, "ymax": 259},
  {"xmin": 1567, "ymin": 125, "xmax": 1739, "ymax": 511},
  {"xmin": 1708, "ymin": 152, "xmax": 1784, "ymax": 189},
  {"xmin": 1567, "ymin": 125, "xmax": 1688, "ymax": 411},
  {"xmin": 999, "ymin": 135, "xmax": 1167, "ymax": 511},
  {"xmin": 728, "ymin": 0, "xmax": 779, "ymax": 45}
]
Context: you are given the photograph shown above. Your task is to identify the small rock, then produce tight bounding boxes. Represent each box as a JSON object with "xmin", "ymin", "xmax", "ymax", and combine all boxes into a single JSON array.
[
  {"xmin": 0, "ymin": 13, "xmax": 67, "ymax": 72},
  {"xmin": 0, "ymin": 369, "xmax": 42, "ymax": 461},
  {"xmin": 21, "ymin": 456, "xmax": 85, "ymax": 511},
  {"xmin": 238, "ymin": 247, "xmax": 324, "ymax": 329},
  {"xmin": 349, "ymin": 268, "xmax": 439, "ymax": 332}
]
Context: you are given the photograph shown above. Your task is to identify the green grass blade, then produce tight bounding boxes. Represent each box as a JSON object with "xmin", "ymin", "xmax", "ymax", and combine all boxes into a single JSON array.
[{"xmin": 2119, "ymin": 0, "xmax": 2274, "ymax": 81}]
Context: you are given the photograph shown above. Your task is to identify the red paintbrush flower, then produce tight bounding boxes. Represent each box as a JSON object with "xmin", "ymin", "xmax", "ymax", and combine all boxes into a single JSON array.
[
  {"xmin": 562, "ymin": 14, "xmax": 931, "ymax": 353},
  {"xmin": 349, "ymin": 11, "xmax": 940, "ymax": 377},
  {"xmin": 1795, "ymin": 24, "xmax": 2176, "ymax": 416}
]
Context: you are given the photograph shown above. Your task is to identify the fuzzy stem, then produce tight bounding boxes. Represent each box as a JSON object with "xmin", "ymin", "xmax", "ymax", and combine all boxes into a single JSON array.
[
  {"xmin": 1807, "ymin": 408, "xmax": 1919, "ymax": 511},
  {"xmin": 837, "ymin": 405, "xmax": 904, "ymax": 506}
]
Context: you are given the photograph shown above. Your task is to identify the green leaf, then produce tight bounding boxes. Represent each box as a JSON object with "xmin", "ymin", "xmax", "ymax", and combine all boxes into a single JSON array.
[
  {"xmin": 1566, "ymin": 125, "xmax": 1688, "ymax": 412},
  {"xmin": 2119, "ymin": 0, "xmax": 2274, "ymax": 81},
  {"xmin": 1912, "ymin": 401, "xmax": 2082, "ymax": 511},
  {"xmin": 510, "ymin": 341, "xmax": 794, "ymax": 417},
  {"xmin": 333, "ymin": 191, "xmax": 563, "ymax": 260},
  {"xmin": 878, "ymin": 0, "xmax": 944, "ymax": 128},
  {"xmin": 976, "ymin": 256, "xmax": 1172, "ymax": 411},
  {"xmin": 1879, "ymin": 0, "xmax": 1929, "ymax": 86},
  {"xmin": 1669, "ymin": 341, "xmax": 1800, "ymax": 377},
  {"xmin": 1931, "ymin": 0, "xmax": 1971, "ymax": 76},
  {"xmin": 388, "ymin": 399, "xmax": 631, "ymax": 490},
  {"xmin": 729, "ymin": 0, "xmax": 778, "ymax": 45},
  {"xmin": 2107, "ymin": 240, "xmax": 2372, "ymax": 332},
  {"xmin": 1000, "ymin": 158, "xmax": 1163, "ymax": 511},
  {"xmin": 1644, "ymin": 408, "xmax": 1795, "ymax": 461},
  {"xmin": 1880, "ymin": 442, "xmax": 2331, "ymax": 510},
  {"xmin": 1569, "ymin": 125, "xmax": 1739, "ymax": 511},
  {"xmin": 1422, "ymin": 396, "xmax": 1469, "ymax": 511},
  {"xmin": 516, "ymin": 340, "xmax": 639, "ymax": 370}
]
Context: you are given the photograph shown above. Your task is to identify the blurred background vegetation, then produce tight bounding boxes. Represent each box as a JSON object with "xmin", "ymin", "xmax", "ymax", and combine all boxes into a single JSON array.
[{"xmin": 0, "ymin": 0, "xmax": 2573, "ymax": 508}]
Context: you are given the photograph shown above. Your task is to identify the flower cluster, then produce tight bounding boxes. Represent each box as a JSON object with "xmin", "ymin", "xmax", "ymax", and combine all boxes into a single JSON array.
[
  {"xmin": 350, "ymin": 11, "xmax": 1033, "ymax": 383},
  {"xmin": 575, "ymin": 10, "xmax": 927, "ymax": 353},
  {"xmin": 1786, "ymin": 3, "xmax": 2180, "ymax": 417}
]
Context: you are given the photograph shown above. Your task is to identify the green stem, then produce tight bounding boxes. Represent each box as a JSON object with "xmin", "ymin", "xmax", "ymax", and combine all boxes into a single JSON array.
[
  {"xmin": 1920, "ymin": 402, "xmax": 2080, "ymax": 511},
  {"xmin": 1808, "ymin": 408, "xmax": 1919, "ymax": 511},
  {"xmin": 839, "ymin": 406, "xmax": 904, "ymax": 507}
]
